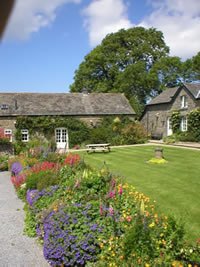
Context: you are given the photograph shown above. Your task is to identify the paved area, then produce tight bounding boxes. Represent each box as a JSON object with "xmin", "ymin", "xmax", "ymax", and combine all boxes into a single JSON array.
[{"xmin": 0, "ymin": 172, "xmax": 49, "ymax": 267}]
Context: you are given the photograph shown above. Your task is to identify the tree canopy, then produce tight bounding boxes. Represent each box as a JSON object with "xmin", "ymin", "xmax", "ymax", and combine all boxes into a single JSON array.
[{"xmin": 70, "ymin": 27, "xmax": 199, "ymax": 117}]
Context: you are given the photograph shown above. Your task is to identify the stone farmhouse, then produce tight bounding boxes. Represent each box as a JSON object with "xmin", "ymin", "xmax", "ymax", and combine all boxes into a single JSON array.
[
  {"xmin": 0, "ymin": 90, "xmax": 135, "ymax": 150},
  {"xmin": 140, "ymin": 83, "xmax": 200, "ymax": 139}
]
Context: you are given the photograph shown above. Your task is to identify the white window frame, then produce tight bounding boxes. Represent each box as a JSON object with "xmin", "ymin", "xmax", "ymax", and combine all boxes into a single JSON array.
[
  {"xmin": 1, "ymin": 104, "xmax": 8, "ymax": 110},
  {"xmin": 21, "ymin": 129, "xmax": 29, "ymax": 142},
  {"xmin": 55, "ymin": 128, "xmax": 68, "ymax": 150},
  {"xmin": 181, "ymin": 117, "xmax": 187, "ymax": 132},
  {"xmin": 181, "ymin": 95, "xmax": 187, "ymax": 108},
  {"xmin": 4, "ymin": 129, "xmax": 12, "ymax": 142}
]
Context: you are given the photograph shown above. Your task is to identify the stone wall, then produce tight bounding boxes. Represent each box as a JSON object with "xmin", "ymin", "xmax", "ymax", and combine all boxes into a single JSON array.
[
  {"xmin": 0, "ymin": 144, "xmax": 14, "ymax": 156},
  {"xmin": 141, "ymin": 87, "xmax": 199, "ymax": 139},
  {"xmin": 0, "ymin": 116, "xmax": 16, "ymax": 142}
]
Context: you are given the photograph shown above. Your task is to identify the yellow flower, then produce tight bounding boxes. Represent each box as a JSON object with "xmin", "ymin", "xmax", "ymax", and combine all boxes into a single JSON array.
[
  {"xmin": 101, "ymin": 256, "xmax": 104, "ymax": 260},
  {"xmin": 160, "ymin": 233, "xmax": 164, "ymax": 237},
  {"xmin": 100, "ymin": 243, "xmax": 104, "ymax": 248},
  {"xmin": 149, "ymin": 222, "xmax": 155, "ymax": 228},
  {"xmin": 145, "ymin": 264, "xmax": 150, "ymax": 267}
]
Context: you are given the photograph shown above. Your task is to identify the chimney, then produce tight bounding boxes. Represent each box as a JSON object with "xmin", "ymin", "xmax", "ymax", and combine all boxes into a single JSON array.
[{"xmin": 82, "ymin": 88, "xmax": 88, "ymax": 95}]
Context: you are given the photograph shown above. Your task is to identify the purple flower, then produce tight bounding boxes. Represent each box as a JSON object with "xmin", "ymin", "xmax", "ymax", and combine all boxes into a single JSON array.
[{"xmin": 11, "ymin": 162, "xmax": 22, "ymax": 176}]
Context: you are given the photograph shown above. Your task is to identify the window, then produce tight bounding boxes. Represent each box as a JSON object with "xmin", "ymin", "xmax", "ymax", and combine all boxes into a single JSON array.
[
  {"xmin": 21, "ymin": 129, "xmax": 29, "ymax": 142},
  {"xmin": 181, "ymin": 95, "xmax": 187, "ymax": 108},
  {"xmin": 4, "ymin": 129, "xmax": 12, "ymax": 142},
  {"xmin": 181, "ymin": 117, "xmax": 187, "ymax": 132},
  {"xmin": 1, "ymin": 104, "xmax": 8, "ymax": 110}
]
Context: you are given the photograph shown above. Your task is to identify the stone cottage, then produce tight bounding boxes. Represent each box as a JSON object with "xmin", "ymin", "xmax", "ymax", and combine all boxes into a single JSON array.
[
  {"xmin": 140, "ymin": 83, "xmax": 200, "ymax": 139},
  {"xmin": 0, "ymin": 90, "xmax": 135, "ymax": 149}
]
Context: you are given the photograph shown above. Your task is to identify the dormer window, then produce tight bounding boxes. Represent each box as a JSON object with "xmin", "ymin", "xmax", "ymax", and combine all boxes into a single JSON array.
[
  {"xmin": 1, "ymin": 104, "xmax": 8, "ymax": 110},
  {"xmin": 181, "ymin": 95, "xmax": 187, "ymax": 108}
]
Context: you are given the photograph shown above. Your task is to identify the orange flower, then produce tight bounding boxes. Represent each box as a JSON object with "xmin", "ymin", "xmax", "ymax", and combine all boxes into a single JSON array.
[
  {"xmin": 138, "ymin": 258, "xmax": 142, "ymax": 263},
  {"xmin": 120, "ymin": 256, "xmax": 124, "ymax": 259},
  {"xmin": 53, "ymin": 205, "xmax": 57, "ymax": 211},
  {"xmin": 132, "ymin": 253, "xmax": 135, "ymax": 257}
]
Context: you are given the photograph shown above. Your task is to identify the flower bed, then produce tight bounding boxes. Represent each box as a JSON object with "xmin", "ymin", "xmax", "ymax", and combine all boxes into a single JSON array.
[{"xmin": 10, "ymin": 153, "xmax": 200, "ymax": 266}]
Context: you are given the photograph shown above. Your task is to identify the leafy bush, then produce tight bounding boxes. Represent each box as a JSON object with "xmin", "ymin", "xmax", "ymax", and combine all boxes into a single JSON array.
[
  {"xmin": 0, "ymin": 155, "xmax": 9, "ymax": 171},
  {"xmin": 171, "ymin": 110, "xmax": 181, "ymax": 133},
  {"xmin": 188, "ymin": 108, "xmax": 200, "ymax": 141},
  {"xmin": 89, "ymin": 127, "xmax": 110, "ymax": 144},
  {"xmin": 36, "ymin": 171, "xmax": 60, "ymax": 191},
  {"xmin": 122, "ymin": 122, "xmax": 147, "ymax": 144}
]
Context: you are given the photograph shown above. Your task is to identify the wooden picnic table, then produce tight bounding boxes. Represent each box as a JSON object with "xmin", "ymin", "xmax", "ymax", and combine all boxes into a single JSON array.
[{"xmin": 86, "ymin": 143, "xmax": 111, "ymax": 153}]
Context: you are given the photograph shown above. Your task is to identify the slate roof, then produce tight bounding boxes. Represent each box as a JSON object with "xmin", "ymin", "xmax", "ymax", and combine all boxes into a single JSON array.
[
  {"xmin": 147, "ymin": 83, "xmax": 200, "ymax": 106},
  {"xmin": 0, "ymin": 92, "xmax": 135, "ymax": 116}
]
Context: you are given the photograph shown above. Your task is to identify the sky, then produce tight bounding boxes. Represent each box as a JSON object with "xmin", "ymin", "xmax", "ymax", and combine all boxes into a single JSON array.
[{"xmin": 0, "ymin": 0, "xmax": 200, "ymax": 93}]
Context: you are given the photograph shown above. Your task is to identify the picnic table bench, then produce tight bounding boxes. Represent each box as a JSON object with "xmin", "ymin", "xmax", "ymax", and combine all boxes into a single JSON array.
[{"xmin": 86, "ymin": 144, "xmax": 111, "ymax": 153}]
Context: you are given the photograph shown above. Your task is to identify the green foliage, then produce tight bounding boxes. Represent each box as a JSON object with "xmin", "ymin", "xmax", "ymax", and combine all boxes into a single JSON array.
[
  {"xmin": 70, "ymin": 27, "xmax": 169, "ymax": 109},
  {"xmin": 36, "ymin": 171, "xmax": 60, "ymax": 191},
  {"xmin": 14, "ymin": 116, "xmax": 89, "ymax": 153},
  {"xmin": 122, "ymin": 122, "xmax": 147, "ymax": 144},
  {"xmin": 149, "ymin": 57, "xmax": 196, "ymax": 91},
  {"xmin": 26, "ymin": 170, "xmax": 60, "ymax": 191},
  {"xmin": 148, "ymin": 158, "xmax": 168, "ymax": 164},
  {"xmin": 188, "ymin": 108, "xmax": 200, "ymax": 141},
  {"xmin": 0, "ymin": 155, "xmax": 9, "ymax": 171},
  {"xmin": 0, "ymin": 137, "xmax": 11, "ymax": 145},
  {"xmin": 170, "ymin": 110, "xmax": 181, "ymax": 133},
  {"xmin": 89, "ymin": 116, "xmax": 146, "ymax": 145},
  {"xmin": 45, "ymin": 153, "xmax": 66, "ymax": 164},
  {"xmin": 192, "ymin": 51, "xmax": 200, "ymax": 79},
  {"xmin": 164, "ymin": 135, "xmax": 177, "ymax": 144},
  {"xmin": 26, "ymin": 171, "xmax": 42, "ymax": 190}
]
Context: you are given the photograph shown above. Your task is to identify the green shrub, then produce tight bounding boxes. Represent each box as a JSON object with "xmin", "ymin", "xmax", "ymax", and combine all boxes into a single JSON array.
[
  {"xmin": 188, "ymin": 108, "xmax": 200, "ymax": 141},
  {"xmin": 45, "ymin": 153, "xmax": 66, "ymax": 164},
  {"xmin": 89, "ymin": 127, "xmax": 110, "ymax": 144},
  {"xmin": 0, "ymin": 155, "xmax": 9, "ymax": 171},
  {"xmin": 26, "ymin": 170, "xmax": 60, "ymax": 191},
  {"xmin": 171, "ymin": 110, "xmax": 181, "ymax": 133},
  {"xmin": 122, "ymin": 122, "xmax": 147, "ymax": 144},
  {"xmin": 26, "ymin": 171, "xmax": 42, "ymax": 190},
  {"xmin": 36, "ymin": 171, "xmax": 60, "ymax": 191},
  {"xmin": 178, "ymin": 132, "xmax": 198, "ymax": 142}
]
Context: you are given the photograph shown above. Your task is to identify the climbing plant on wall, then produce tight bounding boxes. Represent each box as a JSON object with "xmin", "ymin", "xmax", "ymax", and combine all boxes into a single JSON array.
[
  {"xmin": 187, "ymin": 108, "xmax": 200, "ymax": 141},
  {"xmin": 14, "ymin": 116, "xmax": 90, "ymax": 149},
  {"xmin": 170, "ymin": 110, "xmax": 181, "ymax": 133}
]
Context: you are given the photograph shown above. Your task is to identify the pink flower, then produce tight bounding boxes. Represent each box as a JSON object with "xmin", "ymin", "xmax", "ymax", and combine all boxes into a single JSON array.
[
  {"xmin": 109, "ymin": 190, "xmax": 113, "ymax": 198},
  {"xmin": 118, "ymin": 184, "xmax": 123, "ymax": 196},
  {"xmin": 109, "ymin": 205, "xmax": 114, "ymax": 216},
  {"xmin": 74, "ymin": 180, "xmax": 80, "ymax": 188},
  {"xmin": 111, "ymin": 179, "xmax": 116, "ymax": 189},
  {"xmin": 100, "ymin": 200, "xmax": 103, "ymax": 216}
]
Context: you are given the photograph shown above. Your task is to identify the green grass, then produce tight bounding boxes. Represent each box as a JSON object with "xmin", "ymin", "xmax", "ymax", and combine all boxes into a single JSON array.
[{"xmin": 78, "ymin": 145, "xmax": 200, "ymax": 242}]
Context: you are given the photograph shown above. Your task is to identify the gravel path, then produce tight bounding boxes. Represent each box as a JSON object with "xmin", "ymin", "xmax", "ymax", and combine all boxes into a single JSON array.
[{"xmin": 0, "ymin": 171, "xmax": 49, "ymax": 267}]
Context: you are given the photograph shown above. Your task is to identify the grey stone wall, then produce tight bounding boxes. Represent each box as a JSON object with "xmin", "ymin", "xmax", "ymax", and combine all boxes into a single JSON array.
[
  {"xmin": 0, "ymin": 144, "xmax": 14, "ymax": 156},
  {"xmin": 0, "ymin": 117, "xmax": 16, "ymax": 142},
  {"xmin": 141, "ymin": 87, "xmax": 199, "ymax": 139}
]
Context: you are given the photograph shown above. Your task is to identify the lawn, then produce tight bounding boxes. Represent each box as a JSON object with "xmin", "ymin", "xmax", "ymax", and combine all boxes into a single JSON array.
[{"xmin": 79, "ymin": 145, "xmax": 200, "ymax": 242}]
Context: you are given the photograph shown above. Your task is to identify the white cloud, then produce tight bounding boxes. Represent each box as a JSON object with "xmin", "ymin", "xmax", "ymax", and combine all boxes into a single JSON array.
[
  {"xmin": 139, "ymin": 0, "xmax": 200, "ymax": 59},
  {"xmin": 82, "ymin": 0, "xmax": 134, "ymax": 46},
  {"xmin": 4, "ymin": 0, "xmax": 81, "ymax": 40}
]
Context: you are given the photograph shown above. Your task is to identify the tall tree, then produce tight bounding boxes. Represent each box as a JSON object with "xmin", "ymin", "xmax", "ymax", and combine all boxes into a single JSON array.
[
  {"xmin": 149, "ymin": 56, "xmax": 197, "ymax": 94},
  {"xmin": 192, "ymin": 52, "xmax": 200, "ymax": 79},
  {"xmin": 70, "ymin": 27, "xmax": 169, "ymax": 112}
]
